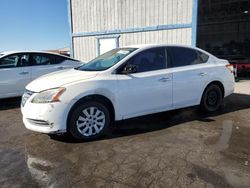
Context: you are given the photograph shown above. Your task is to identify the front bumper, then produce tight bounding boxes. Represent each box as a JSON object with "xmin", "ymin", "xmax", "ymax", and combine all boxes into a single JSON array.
[{"xmin": 21, "ymin": 95, "xmax": 70, "ymax": 134}]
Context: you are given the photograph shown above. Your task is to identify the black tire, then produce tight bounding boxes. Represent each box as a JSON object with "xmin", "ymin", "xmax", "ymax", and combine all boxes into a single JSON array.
[
  {"xmin": 68, "ymin": 101, "xmax": 110, "ymax": 140},
  {"xmin": 200, "ymin": 84, "xmax": 223, "ymax": 113}
]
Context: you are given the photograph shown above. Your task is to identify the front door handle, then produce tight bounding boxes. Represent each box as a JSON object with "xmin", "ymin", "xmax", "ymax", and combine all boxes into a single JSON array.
[
  {"xmin": 57, "ymin": 66, "xmax": 64, "ymax": 70},
  {"xmin": 158, "ymin": 77, "xmax": 171, "ymax": 82},
  {"xmin": 19, "ymin": 71, "xmax": 29, "ymax": 75},
  {"xmin": 199, "ymin": 72, "xmax": 207, "ymax": 76}
]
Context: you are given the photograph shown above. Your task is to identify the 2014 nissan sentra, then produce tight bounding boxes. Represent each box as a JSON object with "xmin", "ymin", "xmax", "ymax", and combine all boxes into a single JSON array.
[{"xmin": 21, "ymin": 44, "xmax": 235, "ymax": 140}]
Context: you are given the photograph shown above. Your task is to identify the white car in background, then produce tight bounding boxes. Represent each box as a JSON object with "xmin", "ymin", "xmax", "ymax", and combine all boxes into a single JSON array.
[
  {"xmin": 21, "ymin": 44, "xmax": 235, "ymax": 140},
  {"xmin": 0, "ymin": 51, "xmax": 82, "ymax": 99}
]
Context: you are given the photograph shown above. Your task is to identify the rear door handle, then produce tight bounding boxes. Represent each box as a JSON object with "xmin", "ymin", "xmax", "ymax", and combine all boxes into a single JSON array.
[
  {"xmin": 199, "ymin": 72, "xmax": 207, "ymax": 76},
  {"xmin": 158, "ymin": 77, "xmax": 171, "ymax": 82},
  {"xmin": 19, "ymin": 71, "xmax": 29, "ymax": 75},
  {"xmin": 57, "ymin": 66, "xmax": 64, "ymax": 70}
]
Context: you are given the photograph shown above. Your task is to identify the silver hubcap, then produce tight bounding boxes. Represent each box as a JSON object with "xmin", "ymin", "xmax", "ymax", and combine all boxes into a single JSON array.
[{"xmin": 76, "ymin": 107, "xmax": 105, "ymax": 137}]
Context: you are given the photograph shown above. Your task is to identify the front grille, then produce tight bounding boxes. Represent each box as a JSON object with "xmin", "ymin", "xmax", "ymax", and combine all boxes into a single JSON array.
[
  {"xmin": 21, "ymin": 90, "xmax": 34, "ymax": 107},
  {"xmin": 27, "ymin": 118, "xmax": 51, "ymax": 127}
]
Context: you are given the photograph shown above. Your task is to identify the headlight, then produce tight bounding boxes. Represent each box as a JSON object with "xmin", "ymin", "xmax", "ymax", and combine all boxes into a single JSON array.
[{"xmin": 31, "ymin": 87, "xmax": 66, "ymax": 103}]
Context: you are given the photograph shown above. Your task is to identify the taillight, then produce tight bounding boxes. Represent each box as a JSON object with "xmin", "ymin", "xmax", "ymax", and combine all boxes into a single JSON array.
[{"xmin": 226, "ymin": 64, "xmax": 234, "ymax": 73}]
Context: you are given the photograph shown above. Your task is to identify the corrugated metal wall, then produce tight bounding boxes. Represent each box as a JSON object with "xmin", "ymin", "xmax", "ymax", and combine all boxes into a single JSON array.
[
  {"xmin": 70, "ymin": 0, "xmax": 194, "ymax": 61},
  {"xmin": 119, "ymin": 28, "xmax": 192, "ymax": 46},
  {"xmin": 73, "ymin": 37, "xmax": 96, "ymax": 63},
  {"xmin": 73, "ymin": 28, "xmax": 192, "ymax": 61}
]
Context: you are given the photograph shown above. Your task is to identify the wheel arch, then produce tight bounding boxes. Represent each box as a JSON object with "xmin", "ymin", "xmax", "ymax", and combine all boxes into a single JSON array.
[
  {"xmin": 66, "ymin": 94, "xmax": 115, "ymax": 131},
  {"xmin": 201, "ymin": 81, "xmax": 225, "ymax": 103}
]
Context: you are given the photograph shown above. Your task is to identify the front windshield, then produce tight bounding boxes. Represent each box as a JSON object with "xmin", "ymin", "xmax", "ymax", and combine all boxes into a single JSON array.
[{"xmin": 76, "ymin": 48, "xmax": 137, "ymax": 71}]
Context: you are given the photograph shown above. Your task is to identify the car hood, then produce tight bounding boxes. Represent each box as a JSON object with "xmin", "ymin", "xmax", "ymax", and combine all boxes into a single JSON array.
[{"xmin": 26, "ymin": 69, "xmax": 98, "ymax": 92}]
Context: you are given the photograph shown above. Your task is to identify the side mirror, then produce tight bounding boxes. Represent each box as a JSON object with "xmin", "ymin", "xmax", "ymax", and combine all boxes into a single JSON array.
[{"xmin": 122, "ymin": 64, "xmax": 137, "ymax": 74}]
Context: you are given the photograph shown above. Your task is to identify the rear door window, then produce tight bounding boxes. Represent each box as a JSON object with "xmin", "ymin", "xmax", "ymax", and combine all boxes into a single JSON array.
[
  {"xmin": 53, "ymin": 55, "xmax": 66, "ymax": 64},
  {"xmin": 168, "ymin": 47, "xmax": 208, "ymax": 68},
  {"xmin": 197, "ymin": 51, "xmax": 209, "ymax": 63},
  {"xmin": 30, "ymin": 54, "xmax": 54, "ymax": 65}
]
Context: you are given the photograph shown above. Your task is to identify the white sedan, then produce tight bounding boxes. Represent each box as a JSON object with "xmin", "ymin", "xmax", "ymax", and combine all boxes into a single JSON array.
[
  {"xmin": 0, "ymin": 51, "xmax": 82, "ymax": 99},
  {"xmin": 21, "ymin": 44, "xmax": 235, "ymax": 140}
]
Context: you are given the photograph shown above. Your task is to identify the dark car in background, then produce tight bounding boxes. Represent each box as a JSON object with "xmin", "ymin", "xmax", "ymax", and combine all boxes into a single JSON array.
[
  {"xmin": 217, "ymin": 55, "xmax": 250, "ymax": 77},
  {"xmin": 229, "ymin": 57, "xmax": 250, "ymax": 76}
]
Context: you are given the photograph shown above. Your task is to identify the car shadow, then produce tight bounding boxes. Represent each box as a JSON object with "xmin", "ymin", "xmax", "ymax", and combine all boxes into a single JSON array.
[
  {"xmin": 235, "ymin": 75, "xmax": 250, "ymax": 82},
  {"xmin": 50, "ymin": 92, "xmax": 250, "ymax": 143},
  {"xmin": 0, "ymin": 97, "xmax": 21, "ymax": 111}
]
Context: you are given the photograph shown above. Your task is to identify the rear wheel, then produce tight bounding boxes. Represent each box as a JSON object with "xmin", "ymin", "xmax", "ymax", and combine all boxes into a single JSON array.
[
  {"xmin": 68, "ymin": 101, "xmax": 110, "ymax": 140},
  {"xmin": 200, "ymin": 84, "xmax": 223, "ymax": 113}
]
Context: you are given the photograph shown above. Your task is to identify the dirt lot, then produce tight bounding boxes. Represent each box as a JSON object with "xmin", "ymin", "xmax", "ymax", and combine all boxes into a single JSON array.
[{"xmin": 0, "ymin": 80, "xmax": 250, "ymax": 188}]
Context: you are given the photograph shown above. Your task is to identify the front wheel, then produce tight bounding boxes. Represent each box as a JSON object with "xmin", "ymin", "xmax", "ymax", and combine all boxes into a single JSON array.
[
  {"xmin": 68, "ymin": 101, "xmax": 110, "ymax": 140},
  {"xmin": 200, "ymin": 85, "xmax": 223, "ymax": 113}
]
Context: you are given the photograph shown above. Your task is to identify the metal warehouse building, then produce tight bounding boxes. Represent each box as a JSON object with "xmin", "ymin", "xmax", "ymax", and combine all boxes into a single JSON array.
[
  {"xmin": 68, "ymin": 0, "xmax": 250, "ymax": 63},
  {"xmin": 68, "ymin": 0, "xmax": 198, "ymax": 61}
]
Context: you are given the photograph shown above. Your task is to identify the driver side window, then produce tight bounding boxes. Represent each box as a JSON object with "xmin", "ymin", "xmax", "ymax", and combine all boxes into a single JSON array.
[
  {"xmin": 125, "ymin": 47, "xmax": 167, "ymax": 73},
  {"xmin": 0, "ymin": 54, "xmax": 30, "ymax": 68},
  {"xmin": 0, "ymin": 55, "xmax": 19, "ymax": 68}
]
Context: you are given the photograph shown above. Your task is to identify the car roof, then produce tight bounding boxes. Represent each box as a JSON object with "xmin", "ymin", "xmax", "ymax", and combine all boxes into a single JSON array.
[
  {"xmin": 124, "ymin": 43, "xmax": 203, "ymax": 51},
  {"xmin": 0, "ymin": 51, "xmax": 75, "ymax": 59}
]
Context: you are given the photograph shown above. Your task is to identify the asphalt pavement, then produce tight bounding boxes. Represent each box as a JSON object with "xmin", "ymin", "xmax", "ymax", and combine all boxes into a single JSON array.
[{"xmin": 0, "ymin": 81, "xmax": 250, "ymax": 188}]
